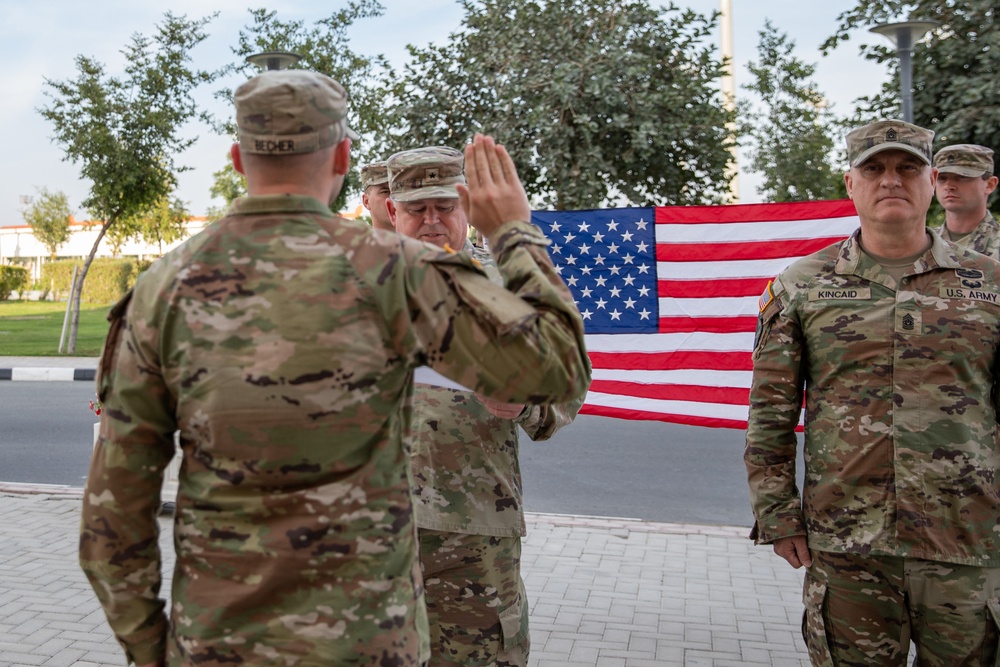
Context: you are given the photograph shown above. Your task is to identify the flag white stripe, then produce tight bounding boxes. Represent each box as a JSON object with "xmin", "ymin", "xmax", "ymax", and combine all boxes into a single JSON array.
[
  {"xmin": 658, "ymin": 256, "xmax": 802, "ymax": 280},
  {"xmin": 585, "ymin": 332, "xmax": 754, "ymax": 353},
  {"xmin": 583, "ymin": 391, "xmax": 751, "ymax": 421},
  {"xmin": 591, "ymin": 368, "xmax": 752, "ymax": 387},
  {"xmin": 656, "ymin": 216, "xmax": 859, "ymax": 243},
  {"xmin": 658, "ymin": 296, "xmax": 761, "ymax": 318}
]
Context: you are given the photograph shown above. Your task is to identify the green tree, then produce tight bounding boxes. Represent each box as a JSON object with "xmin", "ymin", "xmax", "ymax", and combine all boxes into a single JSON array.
[
  {"xmin": 217, "ymin": 1, "xmax": 396, "ymax": 210},
  {"xmin": 739, "ymin": 21, "xmax": 846, "ymax": 202},
  {"xmin": 39, "ymin": 12, "xmax": 216, "ymax": 352},
  {"xmin": 823, "ymin": 1, "xmax": 998, "ymax": 190},
  {"xmin": 207, "ymin": 158, "xmax": 246, "ymax": 219},
  {"xmin": 22, "ymin": 188, "xmax": 73, "ymax": 259},
  {"xmin": 386, "ymin": 0, "xmax": 734, "ymax": 210}
]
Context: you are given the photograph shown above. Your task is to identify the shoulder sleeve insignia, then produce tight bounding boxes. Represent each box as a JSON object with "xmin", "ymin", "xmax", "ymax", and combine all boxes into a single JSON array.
[{"xmin": 758, "ymin": 280, "xmax": 776, "ymax": 313}]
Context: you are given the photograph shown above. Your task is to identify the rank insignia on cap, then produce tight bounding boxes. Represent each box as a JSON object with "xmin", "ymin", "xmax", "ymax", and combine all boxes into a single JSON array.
[
  {"xmin": 425, "ymin": 167, "xmax": 441, "ymax": 183},
  {"xmin": 947, "ymin": 155, "xmax": 956, "ymax": 163},
  {"xmin": 886, "ymin": 128, "xmax": 898, "ymax": 141}
]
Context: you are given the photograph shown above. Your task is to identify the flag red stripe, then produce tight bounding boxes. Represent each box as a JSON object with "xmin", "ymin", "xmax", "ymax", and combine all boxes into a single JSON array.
[
  {"xmin": 588, "ymin": 350, "xmax": 751, "ymax": 372},
  {"xmin": 656, "ymin": 237, "xmax": 845, "ymax": 262},
  {"xmin": 655, "ymin": 199, "xmax": 858, "ymax": 224},
  {"xmin": 659, "ymin": 277, "xmax": 771, "ymax": 298},
  {"xmin": 589, "ymin": 380, "xmax": 749, "ymax": 405},
  {"xmin": 580, "ymin": 404, "xmax": 749, "ymax": 429},
  {"xmin": 658, "ymin": 316, "xmax": 758, "ymax": 334}
]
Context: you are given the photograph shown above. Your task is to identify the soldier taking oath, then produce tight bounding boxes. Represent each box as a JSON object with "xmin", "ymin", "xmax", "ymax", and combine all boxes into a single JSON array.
[{"xmin": 79, "ymin": 68, "xmax": 589, "ymax": 667}]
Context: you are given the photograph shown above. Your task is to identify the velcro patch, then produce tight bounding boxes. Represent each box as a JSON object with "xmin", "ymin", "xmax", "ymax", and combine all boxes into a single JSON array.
[
  {"xmin": 808, "ymin": 287, "xmax": 872, "ymax": 301},
  {"xmin": 758, "ymin": 281, "xmax": 775, "ymax": 313},
  {"xmin": 941, "ymin": 287, "xmax": 1000, "ymax": 304}
]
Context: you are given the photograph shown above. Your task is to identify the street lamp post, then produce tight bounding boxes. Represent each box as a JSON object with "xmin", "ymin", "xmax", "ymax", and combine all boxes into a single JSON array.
[
  {"xmin": 868, "ymin": 20, "xmax": 939, "ymax": 123},
  {"xmin": 245, "ymin": 51, "xmax": 302, "ymax": 71}
]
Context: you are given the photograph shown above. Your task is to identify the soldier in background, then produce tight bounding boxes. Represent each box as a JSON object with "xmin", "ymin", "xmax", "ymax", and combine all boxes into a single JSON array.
[
  {"xmin": 386, "ymin": 146, "xmax": 586, "ymax": 667},
  {"xmin": 933, "ymin": 143, "xmax": 999, "ymax": 258},
  {"xmin": 745, "ymin": 119, "xmax": 1000, "ymax": 665},
  {"xmin": 361, "ymin": 159, "xmax": 394, "ymax": 231},
  {"xmin": 79, "ymin": 69, "xmax": 590, "ymax": 667}
]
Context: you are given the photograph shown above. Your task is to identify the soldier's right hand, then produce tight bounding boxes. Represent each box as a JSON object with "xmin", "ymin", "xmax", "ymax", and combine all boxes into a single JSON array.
[
  {"xmin": 458, "ymin": 133, "xmax": 532, "ymax": 241},
  {"xmin": 773, "ymin": 535, "xmax": 813, "ymax": 569}
]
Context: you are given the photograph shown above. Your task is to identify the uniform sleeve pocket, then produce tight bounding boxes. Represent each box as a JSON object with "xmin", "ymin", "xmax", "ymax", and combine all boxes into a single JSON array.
[
  {"xmin": 425, "ymin": 254, "xmax": 538, "ymax": 337},
  {"xmin": 802, "ymin": 573, "xmax": 835, "ymax": 667},
  {"xmin": 499, "ymin": 594, "xmax": 529, "ymax": 650}
]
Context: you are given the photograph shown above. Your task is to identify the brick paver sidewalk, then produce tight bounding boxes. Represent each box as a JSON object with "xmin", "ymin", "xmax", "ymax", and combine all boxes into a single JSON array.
[{"xmin": 0, "ymin": 489, "xmax": 810, "ymax": 666}]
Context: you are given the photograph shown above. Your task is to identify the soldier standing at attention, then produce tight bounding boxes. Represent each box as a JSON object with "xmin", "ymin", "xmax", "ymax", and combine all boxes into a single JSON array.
[
  {"xmin": 934, "ymin": 143, "xmax": 999, "ymax": 258},
  {"xmin": 385, "ymin": 146, "xmax": 586, "ymax": 667},
  {"xmin": 360, "ymin": 159, "xmax": 394, "ymax": 231},
  {"xmin": 745, "ymin": 119, "xmax": 1000, "ymax": 665},
  {"xmin": 79, "ymin": 69, "xmax": 590, "ymax": 667}
]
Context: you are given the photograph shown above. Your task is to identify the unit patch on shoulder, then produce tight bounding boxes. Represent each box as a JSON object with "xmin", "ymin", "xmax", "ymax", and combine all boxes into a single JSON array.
[{"xmin": 758, "ymin": 281, "xmax": 775, "ymax": 313}]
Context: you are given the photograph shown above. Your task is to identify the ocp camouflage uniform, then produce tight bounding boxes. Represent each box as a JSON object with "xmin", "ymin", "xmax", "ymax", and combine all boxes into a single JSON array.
[
  {"xmin": 410, "ymin": 241, "xmax": 584, "ymax": 666},
  {"xmin": 746, "ymin": 228, "xmax": 1000, "ymax": 665},
  {"xmin": 80, "ymin": 194, "xmax": 589, "ymax": 667},
  {"xmin": 937, "ymin": 212, "xmax": 1000, "ymax": 260}
]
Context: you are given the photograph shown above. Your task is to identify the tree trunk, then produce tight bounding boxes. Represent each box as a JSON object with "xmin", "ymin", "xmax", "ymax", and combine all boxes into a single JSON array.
[{"xmin": 66, "ymin": 220, "xmax": 113, "ymax": 355}]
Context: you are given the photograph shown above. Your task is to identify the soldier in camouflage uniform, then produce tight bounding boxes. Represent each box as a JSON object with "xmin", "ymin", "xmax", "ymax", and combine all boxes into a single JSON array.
[
  {"xmin": 385, "ymin": 146, "xmax": 586, "ymax": 667},
  {"xmin": 361, "ymin": 159, "xmax": 394, "ymax": 232},
  {"xmin": 933, "ymin": 144, "xmax": 999, "ymax": 259},
  {"xmin": 745, "ymin": 119, "xmax": 1000, "ymax": 666},
  {"xmin": 79, "ymin": 69, "xmax": 590, "ymax": 667}
]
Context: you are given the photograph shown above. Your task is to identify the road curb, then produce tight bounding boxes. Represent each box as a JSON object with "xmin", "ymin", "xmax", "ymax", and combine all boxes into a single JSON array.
[{"xmin": 0, "ymin": 368, "xmax": 95, "ymax": 381}]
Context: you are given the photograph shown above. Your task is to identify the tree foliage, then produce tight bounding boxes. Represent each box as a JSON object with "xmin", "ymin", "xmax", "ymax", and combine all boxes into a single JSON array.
[
  {"xmin": 39, "ymin": 12, "xmax": 216, "ymax": 353},
  {"xmin": 823, "ymin": 1, "xmax": 998, "ymax": 175},
  {"xmin": 22, "ymin": 188, "xmax": 73, "ymax": 259},
  {"xmin": 739, "ymin": 21, "xmax": 846, "ymax": 202},
  {"xmin": 218, "ymin": 1, "xmax": 397, "ymax": 209},
  {"xmin": 108, "ymin": 192, "xmax": 191, "ymax": 256},
  {"xmin": 386, "ymin": 0, "xmax": 734, "ymax": 210},
  {"xmin": 208, "ymin": 158, "xmax": 247, "ymax": 219}
]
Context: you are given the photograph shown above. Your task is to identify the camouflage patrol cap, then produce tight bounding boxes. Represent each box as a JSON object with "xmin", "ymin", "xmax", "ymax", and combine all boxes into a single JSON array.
[
  {"xmin": 235, "ymin": 69, "xmax": 359, "ymax": 156},
  {"xmin": 361, "ymin": 160, "xmax": 388, "ymax": 189},
  {"xmin": 846, "ymin": 119, "xmax": 934, "ymax": 167},
  {"xmin": 934, "ymin": 144, "xmax": 994, "ymax": 178},
  {"xmin": 387, "ymin": 146, "xmax": 465, "ymax": 201}
]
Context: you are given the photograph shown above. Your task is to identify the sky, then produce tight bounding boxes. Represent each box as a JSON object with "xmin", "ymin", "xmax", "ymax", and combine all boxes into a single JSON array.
[{"xmin": 0, "ymin": 0, "xmax": 889, "ymax": 226}]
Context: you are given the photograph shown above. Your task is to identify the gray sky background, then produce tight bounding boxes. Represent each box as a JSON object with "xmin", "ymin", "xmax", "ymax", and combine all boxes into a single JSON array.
[{"xmin": 0, "ymin": 0, "xmax": 888, "ymax": 226}]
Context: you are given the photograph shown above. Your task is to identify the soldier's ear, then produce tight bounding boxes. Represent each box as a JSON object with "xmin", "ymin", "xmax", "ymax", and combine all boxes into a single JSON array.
[
  {"xmin": 332, "ymin": 138, "xmax": 351, "ymax": 177},
  {"xmin": 386, "ymin": 198, "xmax": 397, "ymax": 224},
  {"xmin": 231, "ymin": 143, "xmax": 246, "ymax": 175}
]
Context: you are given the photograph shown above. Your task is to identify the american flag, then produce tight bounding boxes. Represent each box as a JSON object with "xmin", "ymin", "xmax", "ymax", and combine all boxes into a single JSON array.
[{"xmin": 531, "ymin": 200, "xmax": 861, "ymax": 429}]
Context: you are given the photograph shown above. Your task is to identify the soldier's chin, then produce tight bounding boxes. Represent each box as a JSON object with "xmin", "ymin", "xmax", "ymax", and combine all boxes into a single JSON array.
[{"xmin": 422, "ymin": 234, "xmax": 448, "ymax": 248}]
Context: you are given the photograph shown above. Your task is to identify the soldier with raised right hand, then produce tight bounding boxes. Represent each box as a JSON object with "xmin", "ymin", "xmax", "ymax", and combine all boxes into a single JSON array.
[{"xmin": 79, "ymin": 68, "xmax": 589, "ymax": 667}]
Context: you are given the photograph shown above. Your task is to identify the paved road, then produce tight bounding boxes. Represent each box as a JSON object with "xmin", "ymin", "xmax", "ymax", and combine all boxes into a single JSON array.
[{"xmin": 0, "ymin": 381, "xmax": 760, "ymax": 527}]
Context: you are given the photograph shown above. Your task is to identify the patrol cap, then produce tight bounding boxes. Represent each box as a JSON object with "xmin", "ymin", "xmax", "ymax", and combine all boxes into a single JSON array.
[
  {"xmin": 846, "ymin": 119, "xmax": 934, "ymax": 167},
  {"xmin": 387, "ymin": 146, "xmax": 466, "ymax": 202},
  {"xmin": 934, "ymin": 144, "xmax": 994, "ymax": 178},
  {"xmin": 360, "ymin": 160, "xmax": 388, "ymax": 189},
  {"xmin": 235, "ymin": 69, "xmax": 359, "ymax": 156}
]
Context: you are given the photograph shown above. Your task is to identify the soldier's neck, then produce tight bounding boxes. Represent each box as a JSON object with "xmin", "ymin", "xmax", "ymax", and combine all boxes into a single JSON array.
[{"xmin": 945, "ymin": 207, "xmax": 988, "ymax": 235}]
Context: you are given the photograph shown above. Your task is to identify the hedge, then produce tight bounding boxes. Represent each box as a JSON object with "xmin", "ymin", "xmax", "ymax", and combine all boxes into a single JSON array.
[
  {"xmin": 0, "ymin": 266, "xmax": 29, "ymax": 301},
  {"xmin": 40, "ymin": 258, "xmax": 154, "ymax": 304}
]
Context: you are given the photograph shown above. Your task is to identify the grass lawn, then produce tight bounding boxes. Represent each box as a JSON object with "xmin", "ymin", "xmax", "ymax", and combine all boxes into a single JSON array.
[{"xmin": 0, "ymin": 301, "xmax": 112, "ymax": 356}]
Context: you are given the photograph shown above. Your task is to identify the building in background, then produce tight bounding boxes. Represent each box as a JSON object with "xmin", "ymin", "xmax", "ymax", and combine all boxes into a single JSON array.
[{"xmin": 0, "ymin": 216, "xmax": 210, "ymax": 285}]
